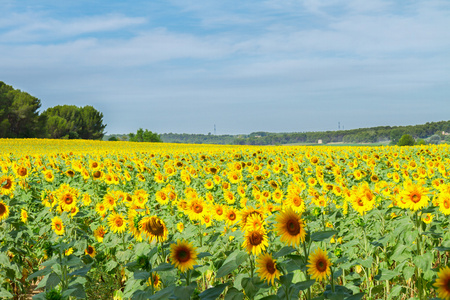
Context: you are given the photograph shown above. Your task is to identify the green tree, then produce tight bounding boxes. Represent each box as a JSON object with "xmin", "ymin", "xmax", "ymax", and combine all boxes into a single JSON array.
[
  {"xmin": 42, "ymin": 105, "xmax": 106, "ymax": 139},
  {"xmin": 415, "ymin": 139, "xmax": 426, "ymax": 145},
  {"xmin": 0, "ymin": 81, "xmax": 43, "ymax": 138},
  {"xmin": 428, "ymin": 134, "xmax": 441, "ymax": 145},
  {"xmin": 398, "ymin": 134, "xmax": 415, "ymax": 146},
  {"xmin": 0, "ymin": 82, "xmax": 14, "ymax": 137},
  {"xmin": 46, "ymin": 115, "xmax": 72, "ymax": 139},
  {"xmin": 129, "ymin": 128, "xmax": 162, "ymax": 143},
  {"xmin": 390, "ymin": 129, "xmax": 404, "ymax": 145},
  {"xmin": 78, "ymin": 105, "xmax": 107, "ymax": 140},
  {"xmin": 41, "ymin": 105, "xmax": 81, "ymax": 138}
]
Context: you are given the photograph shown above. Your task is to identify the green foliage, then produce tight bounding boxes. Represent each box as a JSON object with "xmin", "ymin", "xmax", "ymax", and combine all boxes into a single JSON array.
[
  {"xmin": 41, "ymin": 105, "xmax": 106, "ymax": 140},
  {"xmin": 129, "ymin": 128, "xmax": 162, "ymax": 143},
  {"xmin": 390, "ymin": 129, "xmax": 404, "ymax": 145},
  {"xmin": 0, "ymin": 81, "xmax": 107, "ymax": 139},
  {"xmin": 398, "ymin": 134, "xmax": 415, "ymax": 146},
  {"xmin": 428, "ymin": 134, "xmax": 441, "ymax": 145},
  {"xmin": 0, "ymin": 81, "xmax": 44, "ymax": 138},
  {"xmin": 415, "ymin": 139, "xmax": 426, "ymax": 145}
]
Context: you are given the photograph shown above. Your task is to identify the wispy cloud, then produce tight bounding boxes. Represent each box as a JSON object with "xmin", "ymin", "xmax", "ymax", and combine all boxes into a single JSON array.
[
  {"xmin": 0, "ymin": 13, "xmax": 146, "ymax": 43},
  {"xmin": 1, "ymin": 0, "xmax": 449, "ymax": 134}
]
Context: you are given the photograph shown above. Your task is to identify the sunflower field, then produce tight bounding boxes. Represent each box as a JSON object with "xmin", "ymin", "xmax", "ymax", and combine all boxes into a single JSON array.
[{"xmin": 1, "ymin": 139, "xmax": 450, "ymax": 300}]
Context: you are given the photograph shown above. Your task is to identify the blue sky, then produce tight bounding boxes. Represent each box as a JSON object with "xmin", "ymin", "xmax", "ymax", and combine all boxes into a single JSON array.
[{"xmin": 1, "ymin": 0, "xmax": 449, "ymax": 135}]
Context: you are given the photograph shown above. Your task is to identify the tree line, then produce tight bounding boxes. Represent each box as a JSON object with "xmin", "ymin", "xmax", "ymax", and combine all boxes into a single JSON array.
[
  {"xmin": 0, "ymin": 81, "xmax": 106, "ymax": 139},
  {"xmin": 155, "ymin": 121, "xmax": 450, "ymax": 145}
]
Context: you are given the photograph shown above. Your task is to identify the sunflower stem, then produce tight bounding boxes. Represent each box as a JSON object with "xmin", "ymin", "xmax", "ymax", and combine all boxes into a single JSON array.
[
  {"xmin": 150, "ymin": 272, "xmax": 155, "ymax": 295},
  {"xmin": 330, "ymin": 265, "xmax": 335, "ymax": 293},
  {"xmin": 185, "ymin": 269, "xmax": 191, "ymax": 286},
  {"xmin": 249, "ymin": 254, "xmax": 255, "ymax": 278},
  {"xmin": 301, "ymin": 241, "xmax": 312, "ymax": 300}
]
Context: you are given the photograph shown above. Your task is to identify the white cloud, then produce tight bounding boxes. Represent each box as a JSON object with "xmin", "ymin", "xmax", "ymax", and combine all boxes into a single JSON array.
[{"xmin": 0, "ymin": 13, "xmax": 147, "ymax": 43}]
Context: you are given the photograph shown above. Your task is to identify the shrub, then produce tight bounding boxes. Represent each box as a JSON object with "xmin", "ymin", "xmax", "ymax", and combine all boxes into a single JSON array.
[{"xmin": 398, "ymin": 134, "xmax": 415, "ymax": 146}]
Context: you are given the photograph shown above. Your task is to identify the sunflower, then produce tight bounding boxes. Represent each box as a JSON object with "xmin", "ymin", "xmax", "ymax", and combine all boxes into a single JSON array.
[
  {"xmin": 242, "ymin": 227, "xmax": 268, "ymax": 255},
  {"xmin": 204, "ymin": 179, "xmax": 214, "ymax": 190},
  {"xmin": 41, "ymin": 169, "xmax": 54, "ymax": 182},
  {"xmin": 187, "ymin": 198, "xmax": 207, "ymax": 221},
  {"xmin": 16, "ymin": 166, "xmax": 28, "ymax": 178},
  {"xmin": 21, "ymin": 209, "xmax": 28, "ymax": 223},
  {"xmin": 0, "ymin": 201, "xmax": 10, "ymax": 222},
  {"xmin": 434, "ymin": 266, "xmax": 450, "ymax": 300},
  {"xmin": 147, "ymin": 273, "xmax": 162, "ymax": 290},
  {"xmin": 285, "ymin": 193, "xmax": 306, "ymax": 213},
  {"xmin": 107, "ymin": 212, "xmax": 127, "ymax": 234},
  {"xmin": 128, "ymin": 208, "xmax": 143, "ymax": 242},
  {"xmin": 256, "ymin": 253, "xmax": 281, "ymax": 286},
  {"xmin": 438, "ymin": 192, "xmax": 450, "ymax": 215},
  {"xmin": 95, "ymin": 202, "xmax": 107, "ymax": 218},
  {"xmin": 224, "ymin": 207, "xmax": 240, "ymax": 226},
  {"xmin": 400, "ymin": 182, "xmax": 430, "ymax": 211},
  {"xmin": 103, "ymin": 192, "xmax": 117, "ymax": 210},
  {"xmin": 93, "ymin": 225, "xmax": 107, "ymax": 242},
  {"xmin": 85, "ymin": 245, "xmax": 96, "ymax": 257},
  {"xmin": 243, "ymin": 213, "xmax": 265, "ymax": 232},
  {"xmin": 0, "ymin": 175, "xmax": 15, "ymax": 196},
  {"xmin": 239, "ymin": 207, "xmax": 264, "ymax": 230},
  {"xmin": 275, "ymin": 207, "xmax": 306, "ymax": 247},
  {"xmin": 422, "ymin": 213, "xmax": 433, "ymax": 224},
  {"xmin": 170, "ymin": 240, "xmax": 198, "ymax": 272},
  {"xmin": 140, "ymin": 216, "xmax": 168, "ymax": 243},
  {"xmin": 65, "ymin": 169, "xmax": 75, "ymax": 178},
  {"xmin": 65, "ymin": 248, "xmax": 74, "ymax": 256},
  {"xmin": 155, "ymin": 190, "xmax": 168, "ymax": 205},
  {"xmin": 177, "ymin": 222, "xmax": 184, "ymax": 233},
  {"xmin": 58, "ymin": 191, "xmax": 77, "ymax": 212},
  {"xmin": 51, "ymin": 216, "xmax": 65, "ymax": 235},
  {"xmin": 307, "ymin": 248, "xmax": 332, "ymax": 282},
  {"xmin": 211, "ymin": 204, "xmax": 225, "ymax": 221}
]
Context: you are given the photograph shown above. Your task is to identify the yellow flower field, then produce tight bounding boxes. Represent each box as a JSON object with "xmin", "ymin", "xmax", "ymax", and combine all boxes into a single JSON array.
[{"xmin": 1, "ymin": 139, "xmax": 450, "ymax": 299}]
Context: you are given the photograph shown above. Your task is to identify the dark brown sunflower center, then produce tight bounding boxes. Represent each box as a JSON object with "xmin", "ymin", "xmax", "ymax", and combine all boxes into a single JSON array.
[
  {"xmin": 87, "ymin": 246, "xmax": 94, "ymax": 254},
  {"xmin": 216, "ymin": 208, "xmax": 223, "ymax": 215},
  {"xmin": 228, "ymin": 212, "xmax": 236, "ymax": 220},
  {"xmin": 93, "ymin": 171, "xmax": 101, "ymax": 178},
  {"xmin": 411, "ymin": 193, "xmax": 421, "ymax": 203},
  {"xmin": 18, "ymin": 167, "xmax": 27, "ymax": 176},
  {"xmin": 177, "ymin": 249, "xmax": 191, "ymax": 263},
  {"xmin": 444, "ymin": 200, "xmax": 450, "ymax": 209},
  {"xmin": 266, "ymin": 261, "xmax": 276, "ymax": 274},
  {"xmin": 357, "ymin": 199, "xmax": 364, "ymax": 206},
  {"xmin": 316, "ymin": 259, "xmax": 327, "ymax": 272},
  {"xmin": 0, "ymin": 203, "xmax": 6, "ymax": 215},
  {"xmin": 92, "ymin": 162, "xmax": 98, "ymax": 168},
  {"xmin": 249, "ymin": 232, "xmax": 262, "ymax": 246},
  {"xmin": 193, "ymin": 204, "xmax": 203, "ymax": 214},
  {"xmin": 55, "ymin": 223, "xmax": 62, "ymax": 230},
  {"xmin": 146, "ymin": 218, "xmax": 164, "ymax": 236},
  {"xmin": 115, "ymin": 218, "xmax": 124, "ymax": 227},
  {"xmin": 64, "ymin": 195, "xmax": 73, "ymax": 205},
  {"xmin": 2, "ymin": 179, "xmax": 12, "ymax": 189},
  {"xmin": 293, "ymin": 196, "xmax": 301, "ymax": 206},
  {"xmin": 287, "ymin": 220, "xmax": 300, "ymax": 235}
]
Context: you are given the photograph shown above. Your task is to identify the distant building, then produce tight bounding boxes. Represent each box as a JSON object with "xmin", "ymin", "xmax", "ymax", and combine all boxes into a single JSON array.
[{"xmin": 318, "ymin": 139, "xmax": 323, "ymax": 144}]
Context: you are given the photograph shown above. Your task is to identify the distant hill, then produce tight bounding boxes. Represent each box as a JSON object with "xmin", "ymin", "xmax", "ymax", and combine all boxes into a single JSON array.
[{"xmin": 106, "ymin": 120, "xmax": 450, "ymax": 145}]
